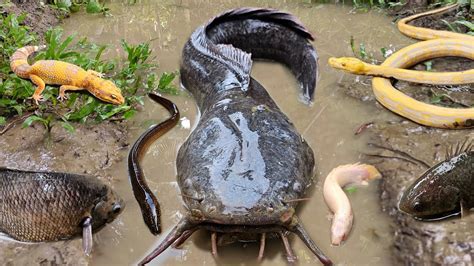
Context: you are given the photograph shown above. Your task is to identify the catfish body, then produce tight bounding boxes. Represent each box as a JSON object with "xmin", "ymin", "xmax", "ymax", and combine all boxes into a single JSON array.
[
  {"xmin": 0, "ymin": 168, "xmax": 123, "ymax": 242},
  {"xmin": 178, "ymin": 8, "xmax": 316, "ymax": 227},
  {"xmin": 399, "ymin": 150, "xmax": 474, "ymax": 220},
  {"xmin": 139, "ymin": 8, "xmax": 331, "ymax": 266}
]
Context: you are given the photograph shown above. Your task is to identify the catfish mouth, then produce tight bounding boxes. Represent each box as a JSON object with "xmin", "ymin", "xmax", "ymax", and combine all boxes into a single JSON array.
[{"xmin": 138, "ymin": 217, "xmax": 333, "ymax": 266}]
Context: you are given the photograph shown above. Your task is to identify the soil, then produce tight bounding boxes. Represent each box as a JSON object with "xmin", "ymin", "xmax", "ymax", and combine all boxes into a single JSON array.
[
  {"xmin": 1, "ymin": 0, "xmax": 68, "ymax": 41},
  {"xmin": 0, "ymin": 1, "xmax": 129, "ymax": 264},
  {"xmin": 341, "ymin": 11, "xmax": 474, "ymax": 265}
]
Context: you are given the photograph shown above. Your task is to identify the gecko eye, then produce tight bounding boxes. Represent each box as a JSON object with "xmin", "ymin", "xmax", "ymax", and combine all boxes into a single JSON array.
[{"xmin": 111, "ymin": 94, "xmax": 117, "ymax": 100}]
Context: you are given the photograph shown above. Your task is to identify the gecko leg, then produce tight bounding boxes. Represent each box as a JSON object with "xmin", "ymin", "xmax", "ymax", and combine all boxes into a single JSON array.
[
  {"xmin": 87, "ymin": 70, "xmax": 105, "ymax": 78},
  {"xmin": 58, "ymin": 85, "xmax": 85, "ymax": 101},
  {"xmin": 30, "ymin": 74, "xmax": 46, "ymax": 105}
]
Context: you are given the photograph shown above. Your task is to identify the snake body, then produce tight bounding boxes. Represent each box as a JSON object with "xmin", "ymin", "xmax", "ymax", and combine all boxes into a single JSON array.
[{"xmin": 329, "ymin": 4, "xmax": 474, "ymax": 128}]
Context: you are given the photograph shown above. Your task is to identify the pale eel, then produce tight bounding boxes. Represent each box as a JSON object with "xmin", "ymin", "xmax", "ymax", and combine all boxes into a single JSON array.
[{"xmin": 323, "ymin": 164, "xmax": 381, "ymax": 245}]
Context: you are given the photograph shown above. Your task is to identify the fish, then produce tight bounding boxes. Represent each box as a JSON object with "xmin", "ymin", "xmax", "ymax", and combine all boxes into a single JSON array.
[
  {"xmin": 0, "ymin": 167, "xmax": 124, "ymax": 255},
  {"xmin": 323, "ymin": 163, "xmax": 381, "ymax": 245},
  {"xmin": 136, "ymin": 7, "xmax": 330, "ymax": 265},
  {"xmin": 398, "ymin": 139, "xmax": 474, "ymax": 221}
]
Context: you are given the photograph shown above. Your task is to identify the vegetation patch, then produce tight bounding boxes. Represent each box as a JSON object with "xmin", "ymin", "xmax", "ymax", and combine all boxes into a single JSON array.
[{"xmin": 0, "ymin": 13, "xmax": 178, "ymax": 133}]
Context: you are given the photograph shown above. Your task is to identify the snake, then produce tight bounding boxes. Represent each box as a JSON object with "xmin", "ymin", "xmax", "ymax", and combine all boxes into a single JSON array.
[{"xmin": 328, "ymin": 4, "xmax": 474, "ymax": 129}]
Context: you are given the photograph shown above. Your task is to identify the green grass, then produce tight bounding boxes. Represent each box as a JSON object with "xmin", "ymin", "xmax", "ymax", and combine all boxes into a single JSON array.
[
  {"xmin": 47, "ymin": 0, "xmax": 111, "ymax": 16},
  {"xmin": 0, "ymin": 13, "xmax": 178, "ymax": 133}
]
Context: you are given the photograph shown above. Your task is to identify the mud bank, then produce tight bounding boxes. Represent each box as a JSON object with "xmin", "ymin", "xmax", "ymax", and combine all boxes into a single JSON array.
[
  {"xmin": 339, "ymin": 12, "xmax": 473, "ymax": 264},
  {"xmin": 2, "ymin": 0, "xmax": 67, "ymax": 40}
]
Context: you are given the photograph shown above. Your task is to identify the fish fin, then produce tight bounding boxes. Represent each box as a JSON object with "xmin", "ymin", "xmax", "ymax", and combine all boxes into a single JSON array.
[
  {"xmin": 192, "ymin": 29, "xmax": 252, "ymax": 90},
  {"xmin": 82, "ymin": 216, "xmax": 93, "ymax": 256},
  {"xmin": 208, "ymin": 8, "xmax": 314, "ymax": 41},
  {"xmin": 215, "ymin": 43, "xmax": 252, "ymax": 79},
  {"xmin": 446, "ymin": 138, "xmax": 474, "ymax": 159}
]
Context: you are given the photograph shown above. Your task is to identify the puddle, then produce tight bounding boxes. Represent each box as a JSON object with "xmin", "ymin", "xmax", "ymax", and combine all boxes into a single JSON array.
[{"xmin": 2, "ymin": 0, "xmax": 417, "ymax": 265}]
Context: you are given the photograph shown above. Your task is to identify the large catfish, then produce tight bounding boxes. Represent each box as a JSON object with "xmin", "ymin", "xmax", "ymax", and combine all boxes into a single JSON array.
[{"xmin": 136, "ymin": 8, "xmax": 329, "ymax": 265}]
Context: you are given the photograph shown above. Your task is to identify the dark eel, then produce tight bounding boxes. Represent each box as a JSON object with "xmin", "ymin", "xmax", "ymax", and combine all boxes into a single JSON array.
[
  {"xmin": 128, "ymin": 93, "xmax": 180, "ymax": 235},
  {"xmin": 0, "ymin": 168, "xmax": 123, "ymax": 255},
  {"xmin": 399, "ymin": 139, "xmax": 474, "ymax": 221},
  {"xmin": 137, "ymin": 8, "xmax": 330, "ymax": 265}
]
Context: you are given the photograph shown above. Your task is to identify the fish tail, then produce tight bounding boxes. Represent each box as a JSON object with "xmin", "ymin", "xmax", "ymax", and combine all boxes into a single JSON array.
[
  {"xmin": 185, "ymin": 8, "xmax": 318, "ymax": 102},
  {"xmin": 10, "ymin": 45, "xmax": 45, "ymax": 78},
  {"xmin": 212, "ymin": 8, "xmax": 318, "ymax": 102}
]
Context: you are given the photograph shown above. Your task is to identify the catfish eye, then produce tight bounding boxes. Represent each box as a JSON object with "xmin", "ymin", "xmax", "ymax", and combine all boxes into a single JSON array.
[
  {"xmin": 112, "ymin": 204, "xmax": 122, "ymax": 214},
  {"xmin": 413, "ymin": 201, "xmax": 424, "ymax": 212}
]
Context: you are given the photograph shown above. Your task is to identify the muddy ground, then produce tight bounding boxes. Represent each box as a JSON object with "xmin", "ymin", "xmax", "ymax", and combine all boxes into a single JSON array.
[
  {"xmin": 341, "ymin": 13, "xmax": 473, "ymax": 264},
  {"xmin": 0, "ymin": 1, "xmax": 129, "ymax": 264},
  {"xmin": 1, "ymin": 0, "xmax": 68, "ymax": 40}
]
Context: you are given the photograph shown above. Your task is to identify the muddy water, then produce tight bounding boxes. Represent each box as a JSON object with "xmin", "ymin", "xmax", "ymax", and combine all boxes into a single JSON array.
[{"xmin": 61, "ymin": 1, "xmax": 410, "ymax": 265}]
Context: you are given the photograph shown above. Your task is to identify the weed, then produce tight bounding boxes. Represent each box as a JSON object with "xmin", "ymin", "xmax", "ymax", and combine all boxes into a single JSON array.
[{"xmin": 48, "ymin": 0, "xmax": 110, "ymax": 16}]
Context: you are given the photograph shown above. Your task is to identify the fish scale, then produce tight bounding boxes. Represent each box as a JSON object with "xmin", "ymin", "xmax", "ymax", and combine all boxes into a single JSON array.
[{"xmin": 0, "ymin": 168, "xmax": 123, "ymax": 242}]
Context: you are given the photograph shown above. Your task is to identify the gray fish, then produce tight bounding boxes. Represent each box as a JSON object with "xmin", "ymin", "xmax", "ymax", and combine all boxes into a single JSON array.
[
  {"xmin": 399, "ymin": 140, "xmax": 474, "ymax": 221},
  {"xmin": 137, "ymin": 8, "xmax": 331, "ymax": 265},
  {"xmin": 0, "ymin": 168, "xmax": 123, "ymax": 255}
]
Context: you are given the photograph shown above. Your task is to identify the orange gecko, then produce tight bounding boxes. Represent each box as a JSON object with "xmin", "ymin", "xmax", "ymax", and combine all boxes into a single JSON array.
[{"xmin": 10, "ymin": 45, "xmax": 125, "ymax": 105}]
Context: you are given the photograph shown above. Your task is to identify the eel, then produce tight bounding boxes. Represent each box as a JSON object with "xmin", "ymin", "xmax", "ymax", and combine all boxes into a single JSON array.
[
  {"xmin": 136, "ymin": 7, "xmax": 330, "ymax": 265},
  {"xmin": 322, "ymin": 163, "xmax": 381, "ymax": 245},
  {"xmin": 128, "ymin": 93, "xmax": 180, "ymax": 235},
  {"xmin": 0, "ymin": 168, "xmax": 123, "ymax": 255}
]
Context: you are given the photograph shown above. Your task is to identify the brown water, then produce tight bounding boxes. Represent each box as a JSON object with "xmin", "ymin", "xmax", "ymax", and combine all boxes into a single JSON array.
[{"xmin": 60, "ymin": 1, "xmax": 411, "ymax": 265}]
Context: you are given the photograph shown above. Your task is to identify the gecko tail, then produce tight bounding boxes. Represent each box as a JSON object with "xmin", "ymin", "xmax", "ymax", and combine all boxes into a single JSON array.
[{"xmin": 10, "ymin": 45, "xmax": 44, "ymax": 78}]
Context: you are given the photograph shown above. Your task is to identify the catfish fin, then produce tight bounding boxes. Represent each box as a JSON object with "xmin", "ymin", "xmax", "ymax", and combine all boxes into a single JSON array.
[{"xmin": 82, "ymin": 216, "xmax": 93, "ymax": 256}]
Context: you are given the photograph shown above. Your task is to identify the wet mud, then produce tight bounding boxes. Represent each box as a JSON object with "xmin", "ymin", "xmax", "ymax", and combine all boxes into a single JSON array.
[
  {"xmin": 365, "ymin": 122, "xmax": 473, "ymax": 265},
  {"xmin": 340, "ymin": 12, "xmax": 473, "ymax": 263}
]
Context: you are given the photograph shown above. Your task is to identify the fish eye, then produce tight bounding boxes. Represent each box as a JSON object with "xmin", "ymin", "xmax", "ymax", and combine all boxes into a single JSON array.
[
  {"xmin": 112, "ymin": 204, "xmax": 122, "ymax": 214},
  {"xmin": 413, "ymin": 201, "xmax": 424, "ymax": 212}
]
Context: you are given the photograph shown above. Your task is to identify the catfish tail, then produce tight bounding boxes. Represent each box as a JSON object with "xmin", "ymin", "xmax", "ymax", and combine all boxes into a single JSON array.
[
  {"xmin": 208, "ymin": 8, "xmax": 314, "ymax": 41},
  {"xmin": 10, "ymin": 45, "xmax": 45, "ymax": 78},
  {"xmin": 203, "ymin": 8, "xmax": 319, "ymax": 103}
]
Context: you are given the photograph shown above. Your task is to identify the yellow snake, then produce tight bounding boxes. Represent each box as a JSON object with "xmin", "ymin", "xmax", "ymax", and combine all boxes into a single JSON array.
[{"xmin": 329, "ymin": 4, "xmax": 474, "ymax": 129}]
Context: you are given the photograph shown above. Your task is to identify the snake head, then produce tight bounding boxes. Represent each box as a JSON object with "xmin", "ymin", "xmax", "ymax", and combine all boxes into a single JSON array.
[{"xmin": 328, "ymin": 57, "xmax": 367, "ymax": 74}]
